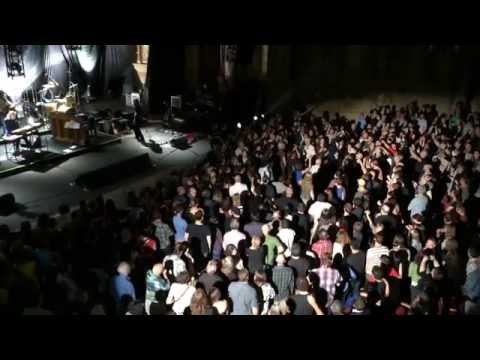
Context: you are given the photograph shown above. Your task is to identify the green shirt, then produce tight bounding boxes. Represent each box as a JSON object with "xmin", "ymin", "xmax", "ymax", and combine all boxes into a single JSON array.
[
  {"xmin": 449, "ymin": 116, "xmax": 460, "ymax": 129},
  {"xmin": 264, "ymin": 235, "xmax": 282, "ymax": 266},
  {"xmin": 409, "ymin": 262, "xmax": 421, "ymax": 286}
]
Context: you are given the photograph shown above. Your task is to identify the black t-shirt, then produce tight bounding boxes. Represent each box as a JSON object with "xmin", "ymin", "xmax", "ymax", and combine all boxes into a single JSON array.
[
  {"xmin": 187, "ymin": 223, "xmax": 211, "ymax": 259},
  {"xmin": 367, "ymin": 280, "xmax": 387, "ymax": 302},
  {"xmin": 276, "ymin": 196, "xmax": 299, "ymax": 213},
  {"xmin": 346, "ymin": 251, "xmax": 366, "ymax": 278},
  {"xmin": 287, "ymin": 257, "xmax": 311, "ymax": 278},
  {"xmin": 352, "ymin": 207, "xmax": 364, "ymax": 222},
  {"xmin": 374, "ymin": 215, "xmax": 399, "ymax": 246},
  {"xmin": 246, "ymin": 246, "xmax": 266, "ymax": 274}
]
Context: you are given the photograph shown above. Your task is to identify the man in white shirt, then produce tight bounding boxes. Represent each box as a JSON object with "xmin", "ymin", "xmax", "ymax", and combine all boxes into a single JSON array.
[
  {"xmin": 223, "ymin": 218, "xmax": 246, "ymax": 250},
  {"xmin": 229, "ymin": 175, "xmax": 249, "ymax": 198},
  {"xmin": 277, "ymin": 219, "xmax": 296, "ymax": 257},
  {"xmin": 308, "ymin": 194, "xmax": 332, "ymax": 221},
  {"xmin": 365, "ymin": 234, "xmax": 390, "ymax": 277},
  {"xmin": 417, "ymin": 114, "xmax": 428, "ymax": 134}
]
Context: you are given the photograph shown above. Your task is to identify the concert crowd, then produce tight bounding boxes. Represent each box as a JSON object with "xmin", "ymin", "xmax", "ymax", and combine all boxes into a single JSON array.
[{"xmin": 1, "ymin": 99, "xmax": 480, "ymax": 315}]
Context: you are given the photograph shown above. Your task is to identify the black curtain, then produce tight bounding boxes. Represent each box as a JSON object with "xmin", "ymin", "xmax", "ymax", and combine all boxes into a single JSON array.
[{"xmin": 147, "ymin": 46, "xmax": 186, "ymax": 114}]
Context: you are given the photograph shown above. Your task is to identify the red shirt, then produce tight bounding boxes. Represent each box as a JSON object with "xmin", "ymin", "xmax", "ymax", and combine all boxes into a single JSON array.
[
  {"xmin": 140, "ymin": 236, "xmax": 157, "ymax": 255},
  {"xmin": 312, "ymin": 240, "xmax": 333, "ymax": 260}
]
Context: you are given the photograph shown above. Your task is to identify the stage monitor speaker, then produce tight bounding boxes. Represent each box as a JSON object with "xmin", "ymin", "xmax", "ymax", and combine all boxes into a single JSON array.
[
  {"xmin": 171, "ymin": 95, "xmax": 182, "ymax": 109},
  {"xmin": 170, "ymin": 136, "xmax": 190, "ymax": 150},
  {"xmin": 0, "ymin": 193, "xmax": 16, "ymax": 216},
  {"xmin": 75, "ymin": 153, "xmax": 152, "ymax": 190}
]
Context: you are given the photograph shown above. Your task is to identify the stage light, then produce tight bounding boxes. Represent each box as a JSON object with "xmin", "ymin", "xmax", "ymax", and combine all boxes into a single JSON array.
[
  {"xmin": 4, "ymin": 45, "xmax": 25, "ymax": 78},
  {"xmin": 253, "ymin": 115, "xmax": 258, "ymax": 121},
  {"xmin": 237, "ymin": 122, "xmax": 242, "ymax": 129},
  {"xmin": 77, "ymin": 46, "xmax": 99, "ymax": 73},
  {"xmin": 261, "ymin": 114, "xmax": 265, "ymax": 118}
]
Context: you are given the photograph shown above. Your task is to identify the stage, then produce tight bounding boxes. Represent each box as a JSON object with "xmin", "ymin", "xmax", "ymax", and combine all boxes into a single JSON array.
[{"xmin": 0, "ymin": 120, "xmax": 211, "ymax": 231}]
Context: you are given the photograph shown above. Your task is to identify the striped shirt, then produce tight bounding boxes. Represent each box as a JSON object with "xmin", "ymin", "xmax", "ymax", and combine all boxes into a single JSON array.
[
  {"xmin": 272, "ymin": 265, "xmax": 295, "ymax": 301},
  {"xmin": 313, "ymin": 266, "xmax": 342, "ymax": 301},
  {"xmin": 365, "ymin": 245, "xmax": 390, "ymax": 275}
]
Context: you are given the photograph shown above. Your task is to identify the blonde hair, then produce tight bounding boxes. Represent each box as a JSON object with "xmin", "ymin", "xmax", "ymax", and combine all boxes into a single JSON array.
[
  {"xmin": 336, "ymin": 229, "xmax": 351, "ymax": 245},
  {"xmin": 301, "ymin": 172, "xmax": 314, "ymax": 196}
]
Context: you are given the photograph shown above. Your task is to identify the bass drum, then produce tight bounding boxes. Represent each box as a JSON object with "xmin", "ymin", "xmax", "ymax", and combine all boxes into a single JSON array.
[{"xmin": 40, "ymin": 88, "xmax": 55, "ymax": 103}]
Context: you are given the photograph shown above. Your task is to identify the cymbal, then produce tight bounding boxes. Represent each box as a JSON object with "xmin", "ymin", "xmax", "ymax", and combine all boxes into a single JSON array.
[{"xmin": 42, "ymin": 84, "xmax": 55, "ymax": 89}]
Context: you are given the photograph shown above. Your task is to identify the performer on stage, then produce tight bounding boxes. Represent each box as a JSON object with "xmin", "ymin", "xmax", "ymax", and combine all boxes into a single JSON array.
[
  {"xmin": 4, "ymin": 108, "xmax": 33, "ymax": 154},
  {"xmin": 132, "ymin": 99, "xmax": 146, "ymax": 143}
]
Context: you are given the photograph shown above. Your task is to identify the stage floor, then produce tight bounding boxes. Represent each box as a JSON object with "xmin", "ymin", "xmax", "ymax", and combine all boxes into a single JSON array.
[
  {"xmin": 0, "ymin": 131, "xmax": 120, "ymax": 178},
  {"xmin": 0, "ymin": 123, "xmax": 211, "ymax": 231}
]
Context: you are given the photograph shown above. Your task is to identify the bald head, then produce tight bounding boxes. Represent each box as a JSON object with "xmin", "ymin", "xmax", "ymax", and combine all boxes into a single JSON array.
[
  {"xmin": 152, "ymin": 263, "xmax": 164, "ymax": 277},
  {"xmin": 117, "ymin": 262, "xmax": 131, "ymax": 276}
]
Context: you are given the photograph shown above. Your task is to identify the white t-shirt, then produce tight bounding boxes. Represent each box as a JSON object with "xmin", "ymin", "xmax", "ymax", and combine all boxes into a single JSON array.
[
  {"xmin": 277, "ymin": 228, "xmax": 296, "ymax": 253},
  {"xmin": 332, "ymin": 242, "xmax": 344, "ymax": 259},
  {"xmin": 417, "ymin": 118, "xmax": 428, "ymax": 134},
  {"xmin": 308, "ymin": 201, "xmax": 333, "ymax": 221},
  {"xmin": 163, "ymin": 255, "xmax": 187, "ymax": 277},
  {"xmin": 166, "ymin": 283, "xmax": 196, "ymax": 315},
  {"xmin": 272, "ymin": 182, "xmax": 287, "ymax": 196},
  {"xmin": 310, "ymin": 164, "xmax": 321, "ymax": 174},
  {"xmin": 365, "ymin": 246, "xmax": 390, "ymax": 276},
  {"xmin": 229, "ymin": 182, "xmax": 249, "ymax": 197},
  {"xmin": 223, "ymin": 229, "xmax": 246, "ymax": 250},
  {"xmin": 305, "ymin": 144, "xmax": 316, "ymax": 159}
]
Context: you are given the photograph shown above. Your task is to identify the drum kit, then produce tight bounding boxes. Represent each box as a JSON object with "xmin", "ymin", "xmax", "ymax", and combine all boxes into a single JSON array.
[{"xmin": 34, "ymin": 78, "xmax": 80, "ymax": 117}]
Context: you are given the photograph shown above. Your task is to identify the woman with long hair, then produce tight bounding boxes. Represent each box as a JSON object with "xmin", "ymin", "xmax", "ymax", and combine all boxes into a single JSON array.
[
  {"xmin": 224, "ymin": 244, "xmax": 244, "ymax": 270},
  {"xmin": 332, "ymin": 229, "xmax": 352, "ymax": 259},
  {"xmin": 189, "ymin": 288, "xmax": 217, "ymax": 315},
  {"xmin": 166, "ymin": 271, "xmax": 196, "ymax": 315},
  {"xmin": 300, "ymin": 172, "xmax": 315, "ymax": 205},
  {"xmin": 209, "ymin": 287, "xmax": 229, "ymax": 315}
]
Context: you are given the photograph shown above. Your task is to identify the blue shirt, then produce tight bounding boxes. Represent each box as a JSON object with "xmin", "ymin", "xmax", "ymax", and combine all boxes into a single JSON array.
[
  {"xmin": 294, "ymin": 170, "xmax": 303, "ymax": 184},
  {"xmin": 173, "ymin": 214, "xmax": 188, "ymax": 242},
  {"xmin": 408, "ymin": 194, "xmax": 429, "ymax": 216},
  {"xmin": 111, "ymin": 274, "xmax": 136, "ymax": 304}
]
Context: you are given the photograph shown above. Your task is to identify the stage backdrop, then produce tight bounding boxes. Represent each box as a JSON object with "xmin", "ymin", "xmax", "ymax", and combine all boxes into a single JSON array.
[{"xmin": 0, "ymin": 45, "xmax": 141, "ymax": 102}]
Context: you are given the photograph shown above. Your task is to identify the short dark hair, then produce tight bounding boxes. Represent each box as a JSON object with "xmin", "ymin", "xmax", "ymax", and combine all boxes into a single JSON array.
[
  {"xmin": 468, "ymin": 243, "xmax": 480, "ymax": 258},
  {"xmin": 291, "ymin": 243, "xmax": 302, "ymax": 257},
  {"xmin": 351, "ymin": 240, "xmax": 361, "ymax": 251},
  {"xmin": 317, "ymin": 194, "xmax": 326, "ymax": 202},
  {"xmin": 194, "ymin": 209, "xmax": 204, "ymax": 221},
  {"xmin": 238, "ymin": 269, "xmax": 250, "ymax": 282},
  {"xmin": 175, "ymin": 271, "xmax": 191, "ymax": 284},
  {"xmin": 174, "ymin": 204, "xmax": 184, "ymax": 214},
  {"xmin": 374, "ymin": 234, "xmax": 384, "ymax": 245},
  {"xmin": 296, "ymin": 277, "xmax": 310, "ymax": 292}
]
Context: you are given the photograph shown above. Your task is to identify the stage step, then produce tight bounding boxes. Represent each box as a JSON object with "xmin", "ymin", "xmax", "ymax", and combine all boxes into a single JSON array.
[{"xmin": 74, "ymin": 153, "xmax": 153, "ymax": 190}]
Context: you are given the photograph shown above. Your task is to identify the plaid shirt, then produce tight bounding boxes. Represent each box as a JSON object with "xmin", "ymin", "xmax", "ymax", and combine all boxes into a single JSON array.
[
  {"xmin": 312, "ymin": 240, "xmax": 333, "ymax": 260},
  {"xmin": 313, "ymin": 266, "xmax": 342, "ymax": 300},
  {"xmin": 272, "ymin": 265, "xmax": 295, "ymax": 301}
]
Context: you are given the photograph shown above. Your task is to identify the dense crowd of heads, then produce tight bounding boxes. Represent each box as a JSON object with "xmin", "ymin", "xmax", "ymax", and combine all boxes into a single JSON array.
[{"xmin": 1, "ymin": 99, "xmax": 480, "ymax": 315}]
